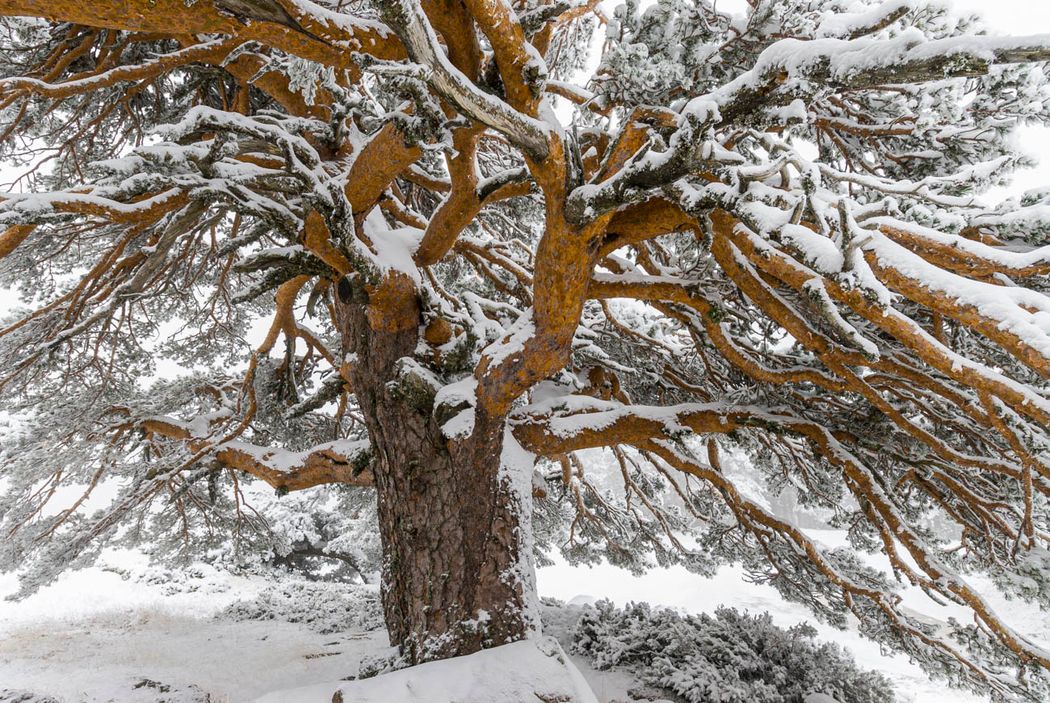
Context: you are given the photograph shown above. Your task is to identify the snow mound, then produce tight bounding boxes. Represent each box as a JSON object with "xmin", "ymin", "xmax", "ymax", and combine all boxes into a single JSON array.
[
  {"xmin": 251, "ymin": 636, "xmax": 599, "ymax": 703},
  {"xmin": 0, "ymin": 692, "xmax": 60, "ymax": 703}
]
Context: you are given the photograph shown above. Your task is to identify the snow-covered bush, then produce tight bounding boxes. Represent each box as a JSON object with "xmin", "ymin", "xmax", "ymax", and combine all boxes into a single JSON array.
[
  {"xmin": 256, "ymin": 485, "xmax": 383, "ymax": 584},
  {"xmin": 570, "ymin": 601, "xmax": 894, "ymax": 703},
  {"xmin": 127, "ymin": 563, "xmax": 235, "ymax": 597},
  {"xmin": 220, "ymin": 579, "xmax": 383, "ymax": 634}
]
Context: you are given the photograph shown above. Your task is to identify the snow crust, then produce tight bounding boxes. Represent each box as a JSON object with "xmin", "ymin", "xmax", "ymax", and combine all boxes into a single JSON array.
[
  {"xmin": 483, "ymin": 309, "xmax": 536, "ymax": 369},
  {"xmin": 815, "ymin": 0, "xmax": 915, "ymax": 38},
  {"xmin": 361, "ymin": 207, "xmax": 424, "ymax": 282},
  {"xmin": 251, "ymin": 636, "xmax": 599, "ymax": 703},
  {"xmin": 434, "ymin": 377, "xmax": 478, "ymax": 439},
  {"xmin": 220, "ymin": 437, "xmax": 369, "ymax": 472},
  {"xmin": 683, "ymin": 29, "xmax": 1050, "ymax": 120},
  {"xmin": 499, "ymin": 427, "xmax": 541, "ymax": 636},
  {"xmin": 282, "ymin": 0, "xmax": 393, "ymax": 44}
]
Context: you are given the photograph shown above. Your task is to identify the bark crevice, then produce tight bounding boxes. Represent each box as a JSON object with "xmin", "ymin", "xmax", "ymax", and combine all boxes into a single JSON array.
[{"xmin": 334, "ymin": 273, "xmax": 533, "ymax": 663}]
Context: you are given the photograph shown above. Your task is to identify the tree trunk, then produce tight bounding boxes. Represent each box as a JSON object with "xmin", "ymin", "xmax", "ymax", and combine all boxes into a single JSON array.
[{"xmin": 334, "ymin": 272, "xmax": 536, "ymax": 664}]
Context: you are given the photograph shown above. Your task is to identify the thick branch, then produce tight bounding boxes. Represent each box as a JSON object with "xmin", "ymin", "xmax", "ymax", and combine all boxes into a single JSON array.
[{"xmin": 380, "ymin": 0, "xmax": 551, "ymax": 159}]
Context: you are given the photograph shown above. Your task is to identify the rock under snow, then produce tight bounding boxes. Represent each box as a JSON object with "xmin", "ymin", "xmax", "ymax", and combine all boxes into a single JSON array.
[{"xmin": 251, "ymin": 636, "xmax": 599, "ymax": 703}]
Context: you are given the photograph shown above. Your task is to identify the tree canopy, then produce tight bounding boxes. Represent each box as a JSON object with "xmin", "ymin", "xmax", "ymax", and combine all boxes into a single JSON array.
[{"xmin": 2, "ymin": 0, "xmax": 1050, "ymax": 697}]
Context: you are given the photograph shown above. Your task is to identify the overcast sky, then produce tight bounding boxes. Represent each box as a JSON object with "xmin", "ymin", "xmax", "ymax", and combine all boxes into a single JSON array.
[{"xmin": 950, "ymin": 0, "xmax": 1050, "ymax": 33}]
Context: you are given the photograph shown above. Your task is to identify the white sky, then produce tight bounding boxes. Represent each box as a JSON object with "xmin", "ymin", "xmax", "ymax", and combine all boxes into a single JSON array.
[{"xmin": 949, "ymin": 0, "xmax": 1050, "ymax": 32}]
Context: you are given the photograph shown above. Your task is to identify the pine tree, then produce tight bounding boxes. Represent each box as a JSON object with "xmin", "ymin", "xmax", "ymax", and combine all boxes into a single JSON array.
[{"xmin": 1, "ymin": 0, "xmax": 1050, "ymax": 697}]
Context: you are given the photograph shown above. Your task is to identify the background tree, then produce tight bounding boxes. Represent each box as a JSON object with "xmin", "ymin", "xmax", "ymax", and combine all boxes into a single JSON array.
[{"xmin": 1, "ymin": 0, "xmax": 1050, "ymax": 698}]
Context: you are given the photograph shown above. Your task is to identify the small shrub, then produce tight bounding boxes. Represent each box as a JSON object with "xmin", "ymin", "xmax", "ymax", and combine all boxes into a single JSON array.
[
  {"xmin": 570, "ymin": 601, "xmax": 894, "ymax": 703},
  {"xmin": 219, "ymin": 579, "xmax": 383, "ymax": 634}
]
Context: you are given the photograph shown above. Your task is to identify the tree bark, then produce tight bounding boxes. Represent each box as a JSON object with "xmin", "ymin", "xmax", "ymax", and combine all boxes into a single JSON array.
[{"xmin": 334, "ymin": 272, "xmax": 536, "ymax": 664}]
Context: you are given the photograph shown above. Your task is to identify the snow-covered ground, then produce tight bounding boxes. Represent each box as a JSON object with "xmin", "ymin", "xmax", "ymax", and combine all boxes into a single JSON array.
[
  {"xmin": 3, "ymin": 541, "xmax": 1044, "ymax": 702},
  {"xmin": 0, "ymin": 553, "xmax": 607, "ymax": 703},
  {"xmin": 254, "ymin": 637, "xmax": 599, "ymax": 703},
  {"xmin": 0, "ymin": 557, "xmax": 386, "ymax": 701}
]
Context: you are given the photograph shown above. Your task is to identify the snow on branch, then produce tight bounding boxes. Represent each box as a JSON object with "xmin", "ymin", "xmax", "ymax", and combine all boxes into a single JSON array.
[
  {"xmin": 139, "ymin": 416, "xmax": 373, "ymax": 492},
  {"xmin": 703, "ymin": 31, "xmax": 1050, "ymax": 126},
  {"xmin": 379, "ymin": 0, "xmax": 552, "ymax": 159},
  {"xmin": 815, "ymin": 0, "xmax": 915, "ymax": 40},
  {"xmin": 513, "ymin": 396, "xmax": 793, "ymax": 454}
]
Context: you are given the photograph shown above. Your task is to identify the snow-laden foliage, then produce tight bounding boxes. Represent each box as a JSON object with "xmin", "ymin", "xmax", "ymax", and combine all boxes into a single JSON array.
[
  {"xmin": 570, "ymin": 599, "xmax": 895, "ymax": 703},
  {"xmin": 220, "ymin": 579, "xmax": 384, "ymax": 634},
  {"xmin": 2, "ymin": 0, "xmax": 1050, "ymax": 694}
]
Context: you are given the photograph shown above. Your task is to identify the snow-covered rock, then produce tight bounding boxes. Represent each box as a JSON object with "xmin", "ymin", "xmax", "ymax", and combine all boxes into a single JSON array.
[{"xmin": 251, "ymin": 636, "xmax": 599, "ymax": 703}]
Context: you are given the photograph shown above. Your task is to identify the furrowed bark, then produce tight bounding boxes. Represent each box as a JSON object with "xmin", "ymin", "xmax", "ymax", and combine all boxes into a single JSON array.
[{"xmin": 333, "ymin": 270, "xmax": 535, "ymax": 663}]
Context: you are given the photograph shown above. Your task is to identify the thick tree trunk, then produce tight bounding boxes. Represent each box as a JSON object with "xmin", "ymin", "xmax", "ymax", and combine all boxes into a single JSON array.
[{"xmin": 335, "ymin": 273, "xmax": 536, "ymax": 664}]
